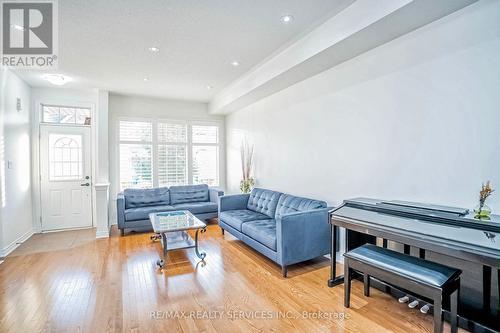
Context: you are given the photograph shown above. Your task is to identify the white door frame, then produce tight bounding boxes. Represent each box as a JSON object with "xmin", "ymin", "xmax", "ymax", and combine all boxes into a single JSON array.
[{"xmin": 31, "ymin": 99, "xmax": 97, "ymax": 233}]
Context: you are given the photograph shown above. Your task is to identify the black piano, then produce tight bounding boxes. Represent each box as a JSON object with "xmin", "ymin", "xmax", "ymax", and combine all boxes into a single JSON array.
[{"xmin": 328, "ymin": 198, "xmax": 500, "ymax": 332}]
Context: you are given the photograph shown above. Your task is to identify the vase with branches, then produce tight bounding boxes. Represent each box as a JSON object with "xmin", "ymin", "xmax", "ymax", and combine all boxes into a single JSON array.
[
  {"xmin": 474, "ymin": 181, "xmax": 494, "ymax": 219},
  {"xmin": 240, "ymin": 140, "xmax": 255, "ymax": 194}
]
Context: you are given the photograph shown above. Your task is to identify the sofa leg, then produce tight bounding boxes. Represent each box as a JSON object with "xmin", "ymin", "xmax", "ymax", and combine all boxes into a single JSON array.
[
  {"xmin": 120, "ymin": 229, "xmax": 124, "ymax": 236},
  {"xmin": 282, "ymin": 265, "xmax": 287, "ymax": 278},
  {"xmin": 221, "ymin": 227, "xmax": 225, "ymax": 235}
]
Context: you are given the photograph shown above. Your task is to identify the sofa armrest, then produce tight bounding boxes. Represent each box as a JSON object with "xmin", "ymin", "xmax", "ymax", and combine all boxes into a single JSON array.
[
  {"xmin": 219, "ymin": 193, "xmax": 250, "ymax": 212},
  {"xmin": 276, "ymin": 208, "xmax": 330, "ymax": 266},
  {"xmin": 117, "ymin": 192, "xmax": 126, "ymax": 229},
  {"xmin": 209, "ymin": 187, "xmax": 225, "ymax": 204}
]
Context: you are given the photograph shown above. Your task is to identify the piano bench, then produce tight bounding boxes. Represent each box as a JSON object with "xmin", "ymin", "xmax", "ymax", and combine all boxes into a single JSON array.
[{"xmin": 343, "ymin": 244, "xmax": 461, "ymax": 333}]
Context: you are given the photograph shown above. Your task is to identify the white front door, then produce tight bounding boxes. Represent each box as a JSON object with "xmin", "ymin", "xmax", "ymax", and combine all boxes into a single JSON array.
[{"xmin": 40, "ymin": 125, "xmax": 92, "ymax": 231}]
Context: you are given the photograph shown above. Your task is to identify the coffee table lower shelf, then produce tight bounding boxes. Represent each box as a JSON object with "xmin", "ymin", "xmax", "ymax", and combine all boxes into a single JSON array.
[{"xmin": 151, "ymin": 229, "xmax": 206, "ymax": 269}]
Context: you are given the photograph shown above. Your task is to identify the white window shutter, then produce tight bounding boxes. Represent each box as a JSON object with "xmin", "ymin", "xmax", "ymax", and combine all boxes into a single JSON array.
[
  {"xmin": 192, "ymin": 125, "xmax": 219, "ymax": 186},
  {"xmin": 119, "ymin": 121, "xmax": 153, "ymax": 190},
  {"xmin": 118, "ymin": 121, "xmax": 220, "ymax": 190}
]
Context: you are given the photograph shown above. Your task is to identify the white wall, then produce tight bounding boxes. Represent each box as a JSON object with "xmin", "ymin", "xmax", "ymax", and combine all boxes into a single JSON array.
[
  {"xmin": 0, "ymin": 69, "xmax": 33, "ymax": 256},
  {"xmin": 109, "ymin": 93, "xmax": 218, "ymax": 119},
  {"xmin": 108, "ymin": 93, "xmax": 224, "ymax": 223},
  {"xmin": 95, "ymin": 90, "xmax": 111, "ymax": 237},
  {"xmin": 226, "ymin": 1, "xmax": 500, "ymax": 215}
]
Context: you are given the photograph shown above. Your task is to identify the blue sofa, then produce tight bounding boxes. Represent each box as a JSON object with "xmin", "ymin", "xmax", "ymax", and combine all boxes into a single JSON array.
[
  {"xmin": 219, "ymin": 188, "xmax": 330, "ymax": 277},
  {"xmin": 117, "ymin": 184, "xmax": 224, "ymax": 235}
]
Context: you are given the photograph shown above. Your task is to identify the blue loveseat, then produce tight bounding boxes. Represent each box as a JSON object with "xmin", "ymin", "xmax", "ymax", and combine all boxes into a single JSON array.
[
  {"xmin": 117, "ymin": 184, "xmax": 224, "ymax": 235},
  {"xmin": 219, "ymin": 188, "xmax": 330, "ymax": 277}
]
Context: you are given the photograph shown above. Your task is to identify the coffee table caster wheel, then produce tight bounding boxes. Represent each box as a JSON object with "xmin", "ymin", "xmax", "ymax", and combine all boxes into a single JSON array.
[{"xmin": 156, "ymin": 259, "xmax": 165, "ymax": 268}]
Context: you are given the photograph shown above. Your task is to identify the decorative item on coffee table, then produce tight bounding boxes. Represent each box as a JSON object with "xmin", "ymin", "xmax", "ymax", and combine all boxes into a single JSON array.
[
  {"xmin": 474, "ymin": 181, "xmax": 494, "ymax": 219},
  {"xmin": 240, "ymin": 139, "xmax": 255, "ymax": 194}
]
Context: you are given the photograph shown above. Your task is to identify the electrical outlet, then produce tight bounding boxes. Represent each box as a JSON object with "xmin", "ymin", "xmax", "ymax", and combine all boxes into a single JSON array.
[
  {"xmin": 7, "ymin": 161, "xmax": 13, "ymax": 169},
  {"xmin": 16, "ymin": 98, "xmax": 22, "ymax": 112}
]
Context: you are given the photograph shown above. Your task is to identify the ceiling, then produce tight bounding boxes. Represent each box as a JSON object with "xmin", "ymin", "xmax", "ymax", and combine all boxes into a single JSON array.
[{"xmin": 16, "ymin": 0, "xmax": 353, "ymax": 101}]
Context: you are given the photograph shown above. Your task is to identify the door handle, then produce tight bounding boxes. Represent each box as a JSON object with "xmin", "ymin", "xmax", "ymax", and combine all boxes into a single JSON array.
[{"xmin": 81, "ymin": 183, "xmax": 90, "ymax": 186}]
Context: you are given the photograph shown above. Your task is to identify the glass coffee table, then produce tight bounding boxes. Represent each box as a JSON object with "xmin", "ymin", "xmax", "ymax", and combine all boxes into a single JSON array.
[{"xmin": 149, "ymin": 210, "xmax": 207, "ymax": 269}]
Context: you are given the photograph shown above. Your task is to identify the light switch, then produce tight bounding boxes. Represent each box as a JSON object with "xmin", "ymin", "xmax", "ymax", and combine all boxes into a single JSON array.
[
  {"xmin": 7, "ymin": 160, "xmax": 13, "ymax": 169},
  {"xmin": 16, "ymin": 98, "xmax": 22, "ymax": 112}
]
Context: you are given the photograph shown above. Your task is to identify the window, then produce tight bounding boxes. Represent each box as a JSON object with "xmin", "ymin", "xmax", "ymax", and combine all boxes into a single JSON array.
[
  {"xmin": 118, "ymin": 120, "xmax": 221, "ymax": 190},
  {"xmin": 49, "ymin": 134, "xmax": 83, "ymax": 181},
  {"xmin": 157, "ymin": 123, "xmax": 187, "ymax": 186},
  {"xmin": 192, "ymin": 125, "xmax": 219, "ymax": 186},
  {"xmin": 119, "ymin": 121, "xmax": 153, "ymax": 189},
  {"xmin": 42, "ymin": 105, "xmax": 91, "ymax": 125},
  {"xmin": 192, "ymin": 125, "xmax": 218, "ymax": 144}
]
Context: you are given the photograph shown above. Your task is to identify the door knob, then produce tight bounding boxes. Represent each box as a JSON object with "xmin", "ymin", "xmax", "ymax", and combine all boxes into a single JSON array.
[{"xmin": 81, "ymin": 183, "xmax": 90, "ymax": 186}]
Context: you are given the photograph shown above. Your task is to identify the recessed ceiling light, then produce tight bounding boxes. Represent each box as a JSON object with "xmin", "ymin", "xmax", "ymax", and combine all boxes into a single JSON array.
[
  {"xmin": 231, "ymin": 61, "xmax": 240, "ymax": 67},
  {"xmin": 143, "ymin": 77, "xmax": 149, "ymax": 82},
  {"xmin": 281, "ymin": 15, "xmax": 293, "ymax": 23},
  {"xmin": 42, "ymin": 74, "xmax": 72, "ymax": 86},
  {"xmin": 148, "ymin": 46, "xmax": 160, "ymax": 53},
  {"xmin": 206, "ymin": 85, "xmax": 213, "ymax": 90}
]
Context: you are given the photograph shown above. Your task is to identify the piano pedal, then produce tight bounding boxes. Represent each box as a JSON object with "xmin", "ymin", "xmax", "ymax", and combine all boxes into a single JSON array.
[
  {"xmin": 408, "ymin": 300, "xmax": 419, "ymax": 308},
  {"xmin": 398, "ymin": 295, "xmax": 410, "ymax": 303},
  {"xmin": 419, "ymin": 304, "xmax": 430, "ymax": 314}
]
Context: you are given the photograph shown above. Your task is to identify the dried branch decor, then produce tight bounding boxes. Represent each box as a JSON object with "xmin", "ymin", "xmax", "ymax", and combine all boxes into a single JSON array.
[
  {"xmin": 240, "ymin": 140, "xmax": 255, "ymax": 194},
  {"xmin": 474, "ymin": 181, "xmax": 494, "ymax": 219}
]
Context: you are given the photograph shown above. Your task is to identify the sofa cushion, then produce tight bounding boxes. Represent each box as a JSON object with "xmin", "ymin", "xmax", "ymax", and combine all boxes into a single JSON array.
[
  {"xmin": 275, "ymin": 194, "xmax": 327, "ymax": 218},
  {"xmin": 124, "ymin": 187, "xmax": 170, "ymax": 209},
  {"xmin": 171, "ymin": 202, "xmax": 218, "ymax": 215},
  {"xmin": 124, "ymin": 205, "xmax": 175, "ymax": 221},
  {"xmin": 247, "ymin": 188, "xmax": 282, "ymax": 218},
  {"xmin": 219, "ymin": 209, "xmax": 270, "ymax": 231},
  {"xmin": 241, "ymin": 219, "xmax": 277, "ymax": 251},
  {"xmin": 170, "ymin": 184, "xmax": 209, "ymax": 205}
]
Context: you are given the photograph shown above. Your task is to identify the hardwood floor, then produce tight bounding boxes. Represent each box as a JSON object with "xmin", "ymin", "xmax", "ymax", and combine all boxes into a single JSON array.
[{"xmin": 0, "ymin": 222, "xmax": 467, "ymax": 333}]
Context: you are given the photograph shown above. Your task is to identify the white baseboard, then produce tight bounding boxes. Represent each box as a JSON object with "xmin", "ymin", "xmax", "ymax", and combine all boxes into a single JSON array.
[
  {"xmin": 41, "ymin": 226, "xmax": 93, "ymax": 233},
  {"xmin": 96, "ymin": 227, "xmax": 110, "ymax": 238},
  {"xmin": 0, "ymin": 229, "xmax": 34, "ymax": 258},
  {"xmin": 324, "ymin": 253, "xmax": 345, "ymax": 264}
]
